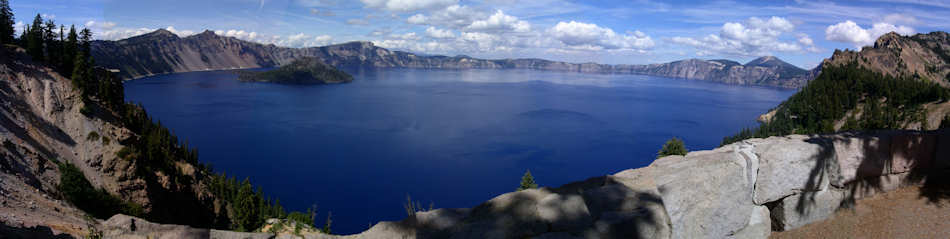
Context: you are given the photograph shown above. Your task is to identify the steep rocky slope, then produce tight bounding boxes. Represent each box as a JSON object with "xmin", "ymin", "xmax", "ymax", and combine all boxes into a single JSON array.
[
  {"xmin": 0, "ymin": 46, "xmax": 221, "ymax": 237},
  {"xmin": 822, "ymin": 31, "xmax": 950, "ymax": 87},
  {"xmin": 91, "ymin": 30, "xmax": 812, "ymax": 88}
]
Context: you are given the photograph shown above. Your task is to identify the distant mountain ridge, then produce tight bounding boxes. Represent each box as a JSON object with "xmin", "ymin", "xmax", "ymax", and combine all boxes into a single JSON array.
[{"xmin": 91, "ymin": 29, "xmax": 814, "ymax": 88}]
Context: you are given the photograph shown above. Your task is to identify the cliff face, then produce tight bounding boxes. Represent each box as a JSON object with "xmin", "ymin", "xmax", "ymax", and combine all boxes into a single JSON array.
[
  {"xmin": 91, "ymin": 30, "xmax": 813, "ymax": 88},
  {"xmin": 0, "ymin": 46, "xmax": 218, "ymax": 237}
]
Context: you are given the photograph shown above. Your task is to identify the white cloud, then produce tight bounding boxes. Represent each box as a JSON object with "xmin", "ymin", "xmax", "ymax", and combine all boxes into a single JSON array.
[
  {"xmin": 407, "ymin": 14, "xmax": 428, "ymax": 24},
  {"xmin": 425, "ymin": 27, "xmax": 454, "ymax": 38},
  {"xmin": 881, "ymin": 13, "xmax": 918, "ymax": 25},
  {"xmin": 670, "ymin": 16, "xmax": 809, "ymax": 56},
  {"xmin": 165, "ymin": 26, "xmax": 196, "ymax": 37},
  {"xmin": 219, "ymin": 29, "xmax": 260, "ymax": 41},
  {"xmin": 13, "ymin": 21, "xmax": 24, "ymax": 36},
  {"xmin": 549, "ymin": 21, "xmax": 654, "ymax": 51},
  {"xmin": 824, "ymin": 20, "xmax": 914, "ymax": 48},
  {"xmin": 389, "ymin": 32, "xmax": 421, "ymax": 40},
  {"xmin": 360, "ymin": 0, "xmax": 457, "ymax": 12},
  {"xmin": 464, "ymin": 10, "xmax": 530, "ymax": 33},
  {"xmin": 409, "ymin": 5, "xmax": 484, "ymax": 29},
  {"xmin": 41, "ymin": 14, "xmax": 55, "ymax": 20},
  {"xmin": 85, "ymin": 20, "xmax": 117, "ymax": 30}
]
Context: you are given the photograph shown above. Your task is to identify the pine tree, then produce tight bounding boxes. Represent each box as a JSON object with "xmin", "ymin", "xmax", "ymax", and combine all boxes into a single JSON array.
[
  {"xmin": 43, "ymin": 19, "xmax": 59, "ymax": 67},
  {"xmin": 657, "ymin": 137, "xmax": 688, "ymax": 158},
  {"xmin": 517, "ymin": 170, "xmax": 538, "ymax": 191},
  {"xmin": 63, "ymin": 25, "xmax": 77, "ymax": 76},
  {"xmin": 0, "ymin": 0, "xmax": 13, "ymax": 44},
  {"xmin": 26, "ymin": 14, "xmax": 43, "ymax": 61}
]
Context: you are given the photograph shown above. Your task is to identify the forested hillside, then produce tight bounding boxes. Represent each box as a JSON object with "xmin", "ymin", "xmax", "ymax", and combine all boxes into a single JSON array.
[{"xmin": 723, "ymin": 32, "xmax": 950, "ymax": 145}]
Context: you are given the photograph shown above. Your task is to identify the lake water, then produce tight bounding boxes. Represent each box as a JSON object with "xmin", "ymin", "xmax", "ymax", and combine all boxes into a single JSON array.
[{"xmin": 124, "ymin": 68, "xmax": 795, "ymax": 234}]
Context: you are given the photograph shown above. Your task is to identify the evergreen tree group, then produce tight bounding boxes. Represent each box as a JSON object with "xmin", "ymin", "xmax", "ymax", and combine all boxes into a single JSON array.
[{"xmin": 0, "ymin": 0, "xmax": 14, "ymax": 45}]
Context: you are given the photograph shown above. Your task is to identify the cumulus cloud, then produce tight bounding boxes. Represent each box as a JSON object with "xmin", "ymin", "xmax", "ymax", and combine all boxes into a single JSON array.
[
  {"xmin": 407, "ymin": 14, "xmax": 427, "ymax": 24},
  {"xmin": 670, "ymin": 16, "xmax": 809, "ymax": 56},
  {"xmin": 425, "ymin": 27, "xmax": 454, "ymax": 38},
  {"xmin": 881, "ymin": 13, "xmax": 918, "ymax": 25},
  {"xmin": 360, "ymin": 0, "xmax": 457, "ymax": 12},
  {"xmin": 407, "ymin": 5, "xmax": 483, "ymax": 29},
  {"xmin": 165, "ymin": 26, "xmax": 196, "ymax": 37},
  {"xmin": 549, "ymin": 21, "xmax": 654, "ymax": 51},
  {"xmin": 825, "ymin": 20, "xmax": 914, "ymax": 48},
  {"xmin": 389, "ymin": 32, "xmax": 421, "ymax": 40},
  {"xmin": 464, "ymin": 10, "xmax": 530, "ymax": 33},
  {"xmin": 85, "ymin": 20, "xmax": 117, "ymax": 30}
]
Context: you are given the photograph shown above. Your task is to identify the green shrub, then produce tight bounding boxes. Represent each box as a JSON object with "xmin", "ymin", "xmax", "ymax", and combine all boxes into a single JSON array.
[
  {"xmin": 101, "ymin": 136, "xmax": 110, "ymax": 145},
  {"xmin": 58, "ymin": 161, "xmax": 143, "ymax": 219},
  {"xmin": 657, "ymin": 137, "xmax": 688, "ymax": 158},
  {"xmin": 86, "ymin": 131, "xmax": 100, "ymax": 141}
]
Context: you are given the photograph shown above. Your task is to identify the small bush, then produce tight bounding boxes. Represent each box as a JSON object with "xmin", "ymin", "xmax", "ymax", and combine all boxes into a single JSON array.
[
  {"xmin": 101, "ymin": 136, "xmax": 110, "ymax": 145},
  {"xmin": 657, "ymin": 137, "xmax": 688, "ymax": 158},
  {"xmin": 517, "ymin": 170, "xmax": 538, "ymax": 191},
  {"xmin": 86, "ymin": 132, "xmax": 100, "ymax": 142}
]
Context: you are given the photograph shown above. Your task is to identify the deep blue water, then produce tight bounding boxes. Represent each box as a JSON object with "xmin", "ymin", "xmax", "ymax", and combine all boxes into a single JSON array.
[{"xmin": 124, "ymin": 68, "xmax": 795, "ymax": 234}]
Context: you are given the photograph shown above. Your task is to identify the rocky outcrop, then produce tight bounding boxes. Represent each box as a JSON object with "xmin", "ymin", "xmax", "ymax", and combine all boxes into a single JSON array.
[
  {"xmin": 91, "ymin": 30, "xmax": 813, "ymax": 88},
  {"xmin": 822, "ymin": 31, "xmax": 950, "ymax": 88},
  {"xmin": 93, "ymin": 129, "xmax": 949, "ymax": 239}
]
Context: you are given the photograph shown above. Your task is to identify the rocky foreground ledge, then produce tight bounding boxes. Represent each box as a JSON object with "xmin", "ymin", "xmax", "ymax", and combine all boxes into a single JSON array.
[{"xmin": 83, "ymin": 130, "xmax": 950, "ymax": 238}]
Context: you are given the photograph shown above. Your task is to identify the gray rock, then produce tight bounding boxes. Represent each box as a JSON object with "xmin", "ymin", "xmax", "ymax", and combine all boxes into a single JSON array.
[
  {"xmin": 829, "ymin": 133, "xmax": 890, "ymax": 187},
  {"xmin": 210, "ymin": 229, "xmax": 274, "ymax": 239},
  {"xmin": 751, "ymin": 135, "xmax": 832, "ymax": 205},
  {"xmin": 653, "ymin": 148, "xmax": 756, "ymax": 239},
  {"xmin": 771, "ymin": 188, "xmax": 846, "ymax": 231},
  {"xmin": 730, "ymin": 206, "xmax": 770, "ymax": 239},
  {"xmin": 538, "ymin": 193, "xmax": 593, "ymax": 232}
]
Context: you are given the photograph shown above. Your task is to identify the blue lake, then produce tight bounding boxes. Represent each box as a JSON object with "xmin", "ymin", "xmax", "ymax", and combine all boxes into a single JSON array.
[{"xmin": 124, "ymin": 68, "xmax": 795, "ymax": 234}]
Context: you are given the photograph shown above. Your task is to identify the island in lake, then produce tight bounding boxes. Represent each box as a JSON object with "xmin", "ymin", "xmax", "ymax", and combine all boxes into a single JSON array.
[{"xmin": 238, "ymin": 57, "xmax": 354, "ymax": 84}]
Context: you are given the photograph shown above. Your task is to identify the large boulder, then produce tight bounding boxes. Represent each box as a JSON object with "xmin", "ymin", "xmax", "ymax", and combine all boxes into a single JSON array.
[
  {"xmin": 653, "ymin": 146, "xmax": 759, "ymax": 239},
  {"xmin": 829, "ymin": 133, "xmax": 891, "ymax": 187},
  {"xmin": 751, "ymin": 135, "xmax": 833, "ymax": 204},
  {"xmin": 770, "ymin": 188, "xmax": 846, "ymax": 231}
]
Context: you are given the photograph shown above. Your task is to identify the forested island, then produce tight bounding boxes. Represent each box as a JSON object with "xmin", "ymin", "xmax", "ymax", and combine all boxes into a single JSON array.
[{"xmin": 238, "ymin": 57, "xmax": 353, "ymax": 84}]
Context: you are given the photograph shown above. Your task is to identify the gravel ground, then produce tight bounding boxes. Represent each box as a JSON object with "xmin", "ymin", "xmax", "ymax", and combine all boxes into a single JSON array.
[{"xmin": 770, "ymin": 185, "xmax": 950, "ymax": 239}]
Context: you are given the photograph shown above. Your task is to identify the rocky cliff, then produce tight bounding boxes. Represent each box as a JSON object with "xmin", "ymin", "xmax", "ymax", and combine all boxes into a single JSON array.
[
  {"xmin": 91, "ymin": 30, "xmax": 812, "ymax": 88},
  {"xmin": 0, "ymin": 46, "xmax": 221, "ymax": 237}
]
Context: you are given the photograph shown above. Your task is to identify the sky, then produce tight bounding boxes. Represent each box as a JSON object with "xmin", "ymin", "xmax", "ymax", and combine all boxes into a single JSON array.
[{"xmin": 10, "ymin": 0, "xmax": 950, "ymax": 69}]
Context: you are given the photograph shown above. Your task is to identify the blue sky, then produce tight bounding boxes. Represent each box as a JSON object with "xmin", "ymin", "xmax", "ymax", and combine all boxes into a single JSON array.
[{"xmin": 10, "ymin": 0, "xmax": 950, "ymax": 68}]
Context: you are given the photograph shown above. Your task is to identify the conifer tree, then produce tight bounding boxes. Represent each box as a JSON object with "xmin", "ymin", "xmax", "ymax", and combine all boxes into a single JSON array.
[
  {"xmin": 517, "ymin": 170, "xmax": 538, "ymax": 191},
  {"xmin": 0, "ymin": 0, "xmax": 13, "ymax": 44},
  {"xmin": 26, "ymin": 14, "xmax": 43, "ymax": 61}
]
